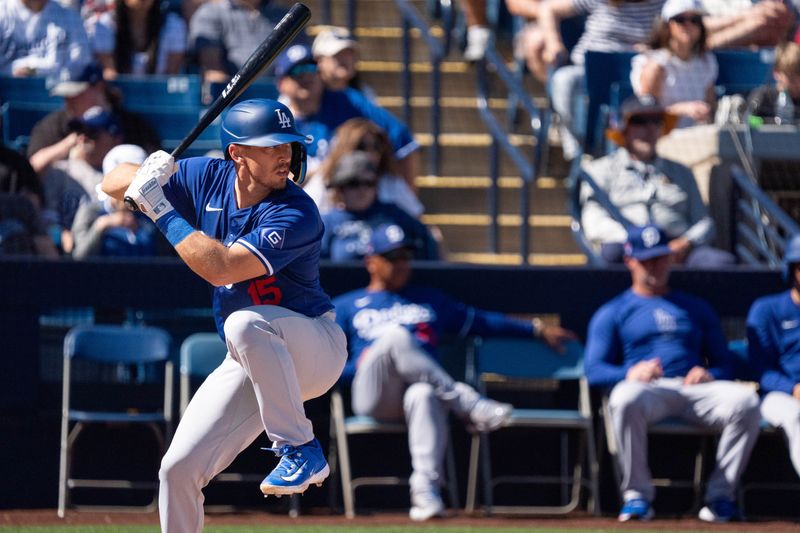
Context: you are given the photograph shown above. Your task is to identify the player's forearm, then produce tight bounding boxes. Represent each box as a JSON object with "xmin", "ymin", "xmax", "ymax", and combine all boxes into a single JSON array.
[
  {"xmin": 174, "ymin": 232, "xmax": 261, "ymax": 287},
  {"xmin": 102, "ymin": 163, "xmax": 140, "ymax": 200}
]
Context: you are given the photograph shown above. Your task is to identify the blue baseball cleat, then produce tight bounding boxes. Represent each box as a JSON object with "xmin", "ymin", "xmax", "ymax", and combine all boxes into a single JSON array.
[
  {"xmin": 618, "ymin": 497, "xmax": 654, "ymax": 522},
  {"xmin": 260, "ymin": 438, "xmax": 329, "ymax": 496}
]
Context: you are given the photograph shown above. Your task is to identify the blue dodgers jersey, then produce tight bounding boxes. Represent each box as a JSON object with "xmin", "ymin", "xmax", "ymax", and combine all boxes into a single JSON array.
[
  {"xmin": 163, "ymin": 157, "xmax": 333, "ymax": 337},
  {"xmin": 747, "ymin": 290, "xmax": 800, "ymax": 394},
  {"xmin": 333, "ymin": 286, "xmax": 532, "ymax": 381},
  {"xmin": 585, "ymin": 289, "xmax": 734, "ymax": 388}
]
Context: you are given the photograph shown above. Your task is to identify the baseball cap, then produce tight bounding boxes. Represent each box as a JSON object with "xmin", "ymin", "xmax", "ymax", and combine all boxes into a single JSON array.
[
  {"xmin": 329, "ymin": 150, "xmax": 378, "ymax": 188},
  {"xmin": 274, "ymin": 44, "xmax": 317, "ymax": 79},
  {"xmin": 366, "ymin": 224, "xmax": 415, "ymax": 256},
  {"xmin": 48, "ymin": 62, "xmax": 103, "ymax": 97},
  {"xmin": 102, "ymin": 144, "xmax": 148, "ymax": 176},
  {"xmin": 312, "ymin": 27, "xmax": 359, "ymax": 58},
  {"xmin": 624, "ymin": 224, "xmax": 672, "ymax": 261},
  {"xmin": 68, "ymin": 106, "xmax": 122, "ymax": 137},
  {"xmin": 661, "ymin": 0, "xmax": 707, "ymax": 21}
]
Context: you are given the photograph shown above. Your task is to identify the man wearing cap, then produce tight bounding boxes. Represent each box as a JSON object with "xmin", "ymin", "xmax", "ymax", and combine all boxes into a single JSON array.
[
  {"xmin": 585, "ymin": 223, "xmax": 760, "ymax": 522},
  {"xmin": 312, "ymin": 26, "xmax": 374, "ymax": 98},
  {"xmin": 580, "ymin": 94, "xmax": 735, "ymax": 268},
  {"xmin": 333, "ymin": 223, "xmax": 577, "ymax": 521},
  {"xmin": 320, "ymin": 151, "xmax": 438, "ymax": 261},
  {"xmin": 745, "ymin": 233, "xmax": 800, "ymax": 482},
  {"xmin": 276, "ymin": 43, "xmax": 420, "ymax": 189},
  {"xmin": 39, "ymin": 105, "xmax": 125, "ymax": 254},
  {"xmin": 28, "ymin": 62, "xmax": 160, "ymax": 173},
  {"xmin": 0, "ymin": 0, "xmax": 91, "ymax": 78}
]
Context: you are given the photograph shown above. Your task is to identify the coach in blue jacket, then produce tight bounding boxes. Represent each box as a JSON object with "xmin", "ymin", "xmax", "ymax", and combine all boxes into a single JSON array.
[
  {"xmin": 585, "ymin": 224, "xmax": 759, "ymax": 523},
  {"xmin": 747, "ymin": 234, "xmax": 800, "ymax": 482}
]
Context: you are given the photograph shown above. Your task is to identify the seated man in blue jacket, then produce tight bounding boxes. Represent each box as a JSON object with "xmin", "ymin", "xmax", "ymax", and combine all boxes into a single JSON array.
[
  {"xmin": 333, "ymin": 223, "xmax": 576, "ymax": 521},
  {"xmin": 746, "ymin": 233, "xmax": 800, "ymax": 480},
  {"xmin": 585, "ymin": 224, "xmax": 760, "ymax": 523}
]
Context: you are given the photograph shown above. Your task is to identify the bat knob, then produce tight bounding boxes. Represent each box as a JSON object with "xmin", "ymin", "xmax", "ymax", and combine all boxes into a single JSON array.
[{"xmin": 124, "ymin": 196, "xmax": 139, "ymax": 212}]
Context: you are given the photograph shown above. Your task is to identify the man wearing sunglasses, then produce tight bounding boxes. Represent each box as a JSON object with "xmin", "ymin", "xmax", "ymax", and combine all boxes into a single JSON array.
[
  {"xmin": 332, "ymin": 223, "xmax": 578, "ymax": 521},
  {"xmin": 579, "ymin": 95, "xmax": 735, "ymax": 268}
]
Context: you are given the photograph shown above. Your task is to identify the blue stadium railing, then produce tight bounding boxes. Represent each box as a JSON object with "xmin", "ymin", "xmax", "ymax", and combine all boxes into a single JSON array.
[
  {"xmin": 394, "ymin": 0, "xmax": 444, "ymax": 177},
  {"xmin": 475, "ymin": 46, "xmax": 547, "ymax": 264}
]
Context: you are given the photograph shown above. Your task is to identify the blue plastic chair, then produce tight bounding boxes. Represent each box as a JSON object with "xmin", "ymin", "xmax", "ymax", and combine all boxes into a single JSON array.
[
  {"xmin": 0, "ymin": 75, "xmax": 63, "ymax": 105},
  {"xmin": 714, "ymin": 49, "xmax": 775, "ymax": 97},
  {"xmin": 127, "ymin": 105, "xmax": 222, "ymax": 157},
  {"xmin": 179, "ymin": 332, "xmax": 227, "ymax": 415},
  {"xmin": 112, "ymin": 75, "xmax": 202, "ymax": 108},
  {"xmin": 464, "ymin": 337, "xmax": 599, "ymax": 515},
  {"xmin": 582, "ymin": 51, "xmax": 637, "ymax": 156},
  {"xmin": 57, "ymin": 325, "xmax": 172, "ymax": 517},
  {"xmin": 1, "ymin": 101, "xmax": 60, "ymax": 153},
  {"xmin": 204, "ymin": 78, "xmax": 279, "ymax": 106}
]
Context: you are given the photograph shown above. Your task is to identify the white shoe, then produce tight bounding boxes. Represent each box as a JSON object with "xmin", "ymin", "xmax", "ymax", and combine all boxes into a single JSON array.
[
  {"xmin": 469, "ymin": 398, "xmax": 512, "ymax": 431},
  {"xmin": 464, "ymin": 26, "xmax": 491, "ymax": 62},
  {"xmin": 410, "ymin": 489, "xmax": 445, "ymax": 521}
]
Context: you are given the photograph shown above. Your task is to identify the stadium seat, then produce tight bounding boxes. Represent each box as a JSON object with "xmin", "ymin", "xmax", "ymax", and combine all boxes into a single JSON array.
[
  {"xmin": 57, "ymin": 325, "xmax": 173, "ymax": 517},
  {"xmin": 714, "ymin": 49, "xmax": 775, "ymax": 97},
  {"xmin": 464, "ymin": 337, "xmax": 599, "ymax": 515},
  {"xmin": 127, "ymin": 105, "xmax": 222, "ymax": 157},
  {"xmin": 329, "ymin": 387, "xmax": 460, "ymax": 518},
  {"xmin": 1, "ymin": 101, "xmax": 60, "ymax": 153},
  {"xmin": 112, "ymin": 75, "xmax": 202, "ymax": 109},
  {"xmin": 583, "ymin": 51, "xmax": 636, "ymax": 156},
  {"xmin": 0, "ymin": 75, "xmax": 62, "ymax": 105}
]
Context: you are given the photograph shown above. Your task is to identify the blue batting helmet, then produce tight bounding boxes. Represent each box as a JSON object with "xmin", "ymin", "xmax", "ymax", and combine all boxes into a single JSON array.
[
  {"xmin": 783, "ymin": 234, "xmax": 800, "ymax": 282},
  {"xmin": 219, "ymin": 98, "xmax": 312, "ymax": 185}
]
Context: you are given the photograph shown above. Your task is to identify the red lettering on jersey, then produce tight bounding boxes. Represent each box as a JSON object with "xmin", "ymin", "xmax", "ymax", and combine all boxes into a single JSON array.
[{"xmin": 247, "ymin": 276, "xmax": 283, "ymax": 306}]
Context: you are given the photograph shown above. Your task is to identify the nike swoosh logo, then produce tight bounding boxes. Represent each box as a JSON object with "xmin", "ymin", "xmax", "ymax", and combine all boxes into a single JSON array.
[
  {"xmin": 205, "ymin": 203, "xmax": 223, "ymax": 212},
  {"xmin": 280, "ymin": 460, "xmax": 308, "ymax": 482}
]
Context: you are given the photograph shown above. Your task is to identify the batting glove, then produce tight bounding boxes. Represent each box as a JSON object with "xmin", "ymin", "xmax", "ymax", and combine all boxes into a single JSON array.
[
  {"xmin": 138, "ymin": 150, "xmax": 178, "ymax": 186},
  {"xmin": 124, "ymin": 174, "xmax": 174, "ymax": 222}
]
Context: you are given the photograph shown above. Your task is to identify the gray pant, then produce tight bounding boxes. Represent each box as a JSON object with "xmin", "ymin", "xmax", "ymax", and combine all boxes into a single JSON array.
[
  {"xmin": 549, "ymin": 64, "xmax": 586, "ymax": 160},
  {"xmin": 760, "ymin": 391, "xmax": 800, "ymax": 477},
  {"xmin": 351, "ymin": 325, "xmax": 479, "ymax": 495},
  {"xmin": 608, "ymin": 377, "xmax": 760, "ymax": 503}
]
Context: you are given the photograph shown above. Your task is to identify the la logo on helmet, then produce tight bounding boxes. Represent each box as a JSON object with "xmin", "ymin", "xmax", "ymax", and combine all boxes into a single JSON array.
[{"xmin": 275, "ymin": 108, "xmax": 292, "ymax": 129}]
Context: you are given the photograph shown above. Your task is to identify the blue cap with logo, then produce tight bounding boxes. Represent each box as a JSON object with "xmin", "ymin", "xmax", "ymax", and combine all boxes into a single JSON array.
[
  {"xmin": 274, "ymin": 44, "xmax": 317, "ymax": 78},
  {"xmin": 48, "ymin": 62, "xmax": 104, "ymax": 97},
  {"xmin": 624, "ymin": 224, "xmax": 672, "ymax": 260},
  {"xmin": 367, "ymin": 224, "xmax": 415, "ymax": 256},
  {"xmin": 67, "ymin": 106, "xmax": 121, "ymax": 137}
]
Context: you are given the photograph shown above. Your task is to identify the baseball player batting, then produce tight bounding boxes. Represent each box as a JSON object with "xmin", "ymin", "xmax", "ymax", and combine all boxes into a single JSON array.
[{"xmin": 102, "ymin": 98, "xmax": 347, "ymax": 532}]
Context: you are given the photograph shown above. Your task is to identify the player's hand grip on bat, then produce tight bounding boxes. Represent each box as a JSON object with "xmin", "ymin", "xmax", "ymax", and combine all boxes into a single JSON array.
[
  {"xmin": 124, "ymin": 172, "xmax": 174, "ymax": 222},
  {"xmin": 139, "ymin": 150, "xmax": 178, "ymax": 186}
]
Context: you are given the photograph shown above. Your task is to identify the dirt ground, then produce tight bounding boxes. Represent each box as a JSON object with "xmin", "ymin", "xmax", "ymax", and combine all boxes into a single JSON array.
[{"xmin": 3, "ymin": 509, "xmax": 800, "ymax": 531}]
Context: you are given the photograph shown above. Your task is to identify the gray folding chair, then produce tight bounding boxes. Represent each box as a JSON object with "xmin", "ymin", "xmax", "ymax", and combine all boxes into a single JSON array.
[{"xmin": 58, "ymin": 325, "xmax": 172, "ymax": 517}]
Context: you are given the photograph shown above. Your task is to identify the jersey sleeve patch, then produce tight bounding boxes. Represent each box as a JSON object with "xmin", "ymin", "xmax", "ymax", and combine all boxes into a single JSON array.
[{"xmin": 260, "ymin": 228, "xmax": 286, "ymax": 250}]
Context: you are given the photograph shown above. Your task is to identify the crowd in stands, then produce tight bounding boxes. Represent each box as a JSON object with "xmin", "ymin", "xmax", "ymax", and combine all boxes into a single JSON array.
[{"xmin": 6, "ymin": 0, "xmax": 800, "ymax": 525}]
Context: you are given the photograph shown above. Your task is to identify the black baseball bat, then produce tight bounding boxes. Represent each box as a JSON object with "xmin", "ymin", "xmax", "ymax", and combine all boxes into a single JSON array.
[{"xmin": 124, "ymin": 2, "xmax": 311, "ymax": 211}]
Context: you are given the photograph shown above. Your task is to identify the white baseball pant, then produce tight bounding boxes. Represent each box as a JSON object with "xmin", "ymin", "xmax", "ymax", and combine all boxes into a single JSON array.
[
  {"xmin": 608, "ymin": 377, "xmax": 761, "ymax": 504},
  {"xmin": 158, "ymin": 305, "xmax": 347, "ymax": 533},
  {"xmin": 760, "ymin": 390, "xmax": 800, "ymax": 477}
]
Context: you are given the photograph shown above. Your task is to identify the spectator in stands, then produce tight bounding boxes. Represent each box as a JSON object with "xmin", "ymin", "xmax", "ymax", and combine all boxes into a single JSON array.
[
  {"xmin": 334, "ymin": 223, "xmax": 577, "ymax": 521},
  {"xmin": 0, "ymin": 0, "xmax": 92, "ymax": 78},
  {"xmin": 703, "ymin": 0, "xmax": 795, "ymax": 50},
  {"xmin": 71, "ymin": 143, "xmax": 165, "ymax": 258},
  {"xmin": 275, "ymin": 43, "xmax": 420, "ymax": 188},
  {"xmin": 88, "ymin": 0, "xmax": 187, "ymax": 78},
  {"xmin": 580, "ymin": 95, "xmax": 735, "ymax": 267},
  {"xmin": 321, "ymin": 151, "xmax": 438, "ymax": 261},
  {"xmin": 747, "ymin": 41, "xmax": 800, "ymax": 125},
  {"xmin": 27, "ymin": 62, "xmax": 160, "ymax": 173},
  {"xmin": 461, "ymin": 0, "xmax": 493, "ymax": 61},
  {"xmin": 307, "ymin": 118, "xmax": 423, "ymax": 218},
  {"xmin": 188, "ymin": 0, "xmax": 297, "ymax": 85},
  {"xmin": 585, "ymin": 223, "xmax": 760, "ymax": 523},
  {"xmin": 40, "ymin": 106, "xmax": 125, "ymax": 254},
  {"xmin": 632, "ymin": 0, "xmax": 717, "ymax": 128},
  {"xmin": 538, "ymin": 0, "xmax": 664, "ymax": 161},
  {"xmin": 506, "ymin": 0, "xmax": 549, "ymax": 82},
  {"xmin": 312, "ymin": 26, "xmax": 375, "ymax": 100},
  {"xmin": 0, "ymin": 143, "xmax": 59, "ymax": 257},
  {"xmin": 745, "ymin": 233, "xmax": 800, "ymax": 481}
]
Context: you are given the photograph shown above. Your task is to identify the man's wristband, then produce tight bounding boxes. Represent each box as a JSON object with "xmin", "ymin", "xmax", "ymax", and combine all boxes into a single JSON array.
[{"xmin": 155, "ymin": 210, "xmax": 193, "ymax": 247}]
